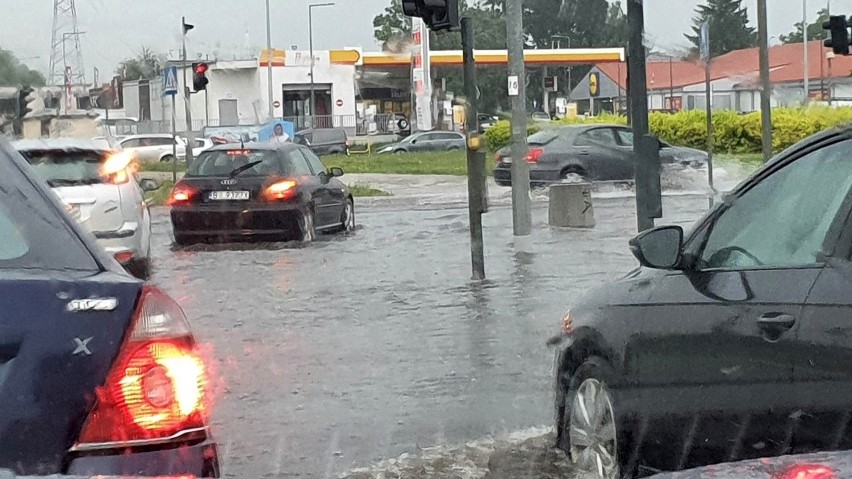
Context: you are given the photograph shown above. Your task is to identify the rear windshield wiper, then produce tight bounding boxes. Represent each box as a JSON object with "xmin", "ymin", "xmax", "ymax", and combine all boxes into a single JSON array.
[{"xmin": 228, "ymin": 161, "xmax": 264, "ymax": 178}]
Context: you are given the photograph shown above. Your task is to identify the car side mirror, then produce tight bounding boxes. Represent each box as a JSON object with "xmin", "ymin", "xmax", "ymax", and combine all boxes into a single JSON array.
[
  {"xmin": 330, "ymin": 167, "xmax": 344, "ymax": 177},
  {"xmin": 629, "ymin": 225, "xmax": 683, "ymax": 270},
  {"xmin": 410, "ymin": 139, "xmax": 417, "ymax": 144},
  {"xmin": 139, "ymin": 178, "xmax": 161, "ymax": 193}
]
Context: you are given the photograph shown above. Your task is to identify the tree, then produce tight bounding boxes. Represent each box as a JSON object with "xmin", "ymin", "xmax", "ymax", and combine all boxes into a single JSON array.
[
  {"xmin": 117, "ymin": 47, "xmax": 161, "ymax": 81},
  {"xmin": 685, "ymin": 0, "xmax": 757, "ymax": 58},
  {"xmin": 780, "ymin": 8, "xmax": 829, "ymax": 44},
  {"xmin": 372, "ymin": 0, "xmax": 412, "ymax": 52},
  {"xmin": 0, "ymin": 49, "xmax": 45, "ymax": 87}
]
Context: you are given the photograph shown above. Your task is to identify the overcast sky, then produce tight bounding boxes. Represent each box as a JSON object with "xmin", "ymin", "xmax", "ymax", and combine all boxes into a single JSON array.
[{"xmin": 0, "ymin": 0, "xmax": 845, "ymax": 81}]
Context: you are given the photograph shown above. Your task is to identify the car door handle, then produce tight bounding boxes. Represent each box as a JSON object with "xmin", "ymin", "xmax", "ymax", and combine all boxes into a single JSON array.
[{"xmin": 757, "ymin": 313, "xmax": 796, "ymax": 329}]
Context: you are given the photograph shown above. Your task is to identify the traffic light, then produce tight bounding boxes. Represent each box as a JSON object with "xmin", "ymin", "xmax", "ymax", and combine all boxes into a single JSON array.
[
  {"xmin": 823, "ymin": 15, "xmax": 850, "ymax": 55},
  {"xmin": 402, "ymin": 0, "xmax": 459, "ymax": 32},
  {"xmin": 17, "ymin": 86, "xmax": 34, "ymax": 119},
  {"xmin": 192, "ymin": 62, "xmax": 209, "ymax": 92}
]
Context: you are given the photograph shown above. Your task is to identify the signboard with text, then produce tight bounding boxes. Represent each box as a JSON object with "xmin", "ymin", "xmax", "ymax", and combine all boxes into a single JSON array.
[{"xmin": 412, "ymin": 18, "xmax": 433, "ymax": 131}]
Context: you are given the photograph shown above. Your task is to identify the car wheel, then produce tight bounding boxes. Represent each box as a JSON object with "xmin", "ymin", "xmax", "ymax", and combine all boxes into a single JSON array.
[
  {"xmin": 558, "ymin": 358, "xmax": 629, "ymax": 479},
  {"xmin": 448, "ymin": 146, "xmax": 461, "ymax": 151},
  {"xmin": 300, "ymin": 208, "xmax": 317, "ymax": 243},
  {"xmin": 561, "ymin": 167, "xmax": 589, "ymax": 183},
  {"xmin": 161, "ymin": 155, "xmax": 176, "ymax": 163},
  {"xmin": 340, "ymin": 197, "xmax": 355, "ymax": 233}
]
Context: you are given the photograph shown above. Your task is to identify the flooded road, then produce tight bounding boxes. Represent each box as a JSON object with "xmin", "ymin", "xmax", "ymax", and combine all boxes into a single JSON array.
[{"xmin": 145, "ymin": 171, "xmax": 739, "ymax": 478}]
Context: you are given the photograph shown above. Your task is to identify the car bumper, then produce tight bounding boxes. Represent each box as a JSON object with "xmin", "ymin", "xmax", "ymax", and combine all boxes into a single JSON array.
[
  {"xmin": 66, "ymin": 439, "xmax": 219, "ymax": 477},
  {"xmin": 171, "ymin": 204, "xmax": 302, "ymax": 238},
  {"xmin": 91, "ymin": 221, "xmax": 146, "ymax": 263},
  {"xmin": 493, "ymin": 164, "xmax": 561, "ymax": 186}
]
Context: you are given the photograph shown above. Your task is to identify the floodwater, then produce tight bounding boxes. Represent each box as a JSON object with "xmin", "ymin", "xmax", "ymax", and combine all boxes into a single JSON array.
[{"xmin": 144, "ymin": 166, "xmax": 748, "ymax": 478}]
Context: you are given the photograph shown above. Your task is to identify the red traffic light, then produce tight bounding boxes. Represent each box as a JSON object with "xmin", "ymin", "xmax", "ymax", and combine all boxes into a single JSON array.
[{"xmin": 194, "ymin": 63, "xmax": 209, "ymax": 75}]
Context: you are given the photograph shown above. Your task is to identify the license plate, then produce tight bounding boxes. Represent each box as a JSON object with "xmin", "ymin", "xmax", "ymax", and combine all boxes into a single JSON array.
[{"xmin": 210, "ymin": 191, "xmax": 250, "ymax": 201}]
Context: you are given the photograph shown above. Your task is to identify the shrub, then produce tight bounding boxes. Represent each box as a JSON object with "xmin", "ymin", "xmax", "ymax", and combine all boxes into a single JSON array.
[{"xmin": 483, "ymin": 120, "xmax": 541, "ymax": 151}]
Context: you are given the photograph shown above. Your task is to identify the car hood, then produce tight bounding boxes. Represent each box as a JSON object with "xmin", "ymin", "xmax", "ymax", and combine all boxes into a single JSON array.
[{"xmin": 651, "ymin": 450, "xmax": 852, "ymax": 478}]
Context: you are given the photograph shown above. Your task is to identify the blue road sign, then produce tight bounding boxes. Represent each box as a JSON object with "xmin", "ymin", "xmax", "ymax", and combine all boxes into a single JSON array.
[{"xmin": 163, "ymin": 66, "xmax": 178, "ymax": 96}]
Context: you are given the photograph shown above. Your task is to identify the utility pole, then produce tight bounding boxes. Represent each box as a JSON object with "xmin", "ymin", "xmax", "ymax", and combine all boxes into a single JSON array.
[
  {"xmin": 758, "ymin": 0, "xmax": 773, "ymax": 163},
  {"xmin": 804, "ymin": 0, "xmax": 810, "ymax": 105},
  {"xmin": 462, "ymin": 17, "xmax": 486, "ymax": 280},
  {"xmin": 182, "ymin": 17, "xmax": 195, "ymax": 166},
  {"xmin": 507, "ymin": 0, "xmax": 531, "ymax": 238}
]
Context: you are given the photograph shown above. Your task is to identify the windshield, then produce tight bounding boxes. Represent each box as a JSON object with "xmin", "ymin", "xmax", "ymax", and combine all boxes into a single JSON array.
[
  {"xmin": 187, "ymin": 149, "xmax": 288, "ymax": 177},
  {"xmin": 20, "ymin": 150, "xmax": 110, "ymax": 186}
]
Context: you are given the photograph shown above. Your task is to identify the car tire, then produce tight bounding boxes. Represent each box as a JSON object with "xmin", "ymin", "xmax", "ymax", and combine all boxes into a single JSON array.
[
  {"xmin": 126, "ymin": 258, "xmax": 152, "ymax": 281},
  {"xmin": 393, "ymin": 149, "xmax": 407, "ymax": 154},
  {"xmin": 557, "ymin": 357, "xmax": 631, "ymax": 479},
  {"xmin": 448, "ymin": 146, "xmax": 461, "ymax": 151},
  {"xmin": 340, "ymin": 197, "xmax": 355, "ymax": 233},
  {"xmin": 161, "ymin": 155, "xmax": 176, "ymax": 163},
  {"xmin": 561, "ymin": 167, "xmax": 589, "ymax": 183},
  {"xmin": 300, "ymin": 208, "xmax": 317, "ymax": 243}
]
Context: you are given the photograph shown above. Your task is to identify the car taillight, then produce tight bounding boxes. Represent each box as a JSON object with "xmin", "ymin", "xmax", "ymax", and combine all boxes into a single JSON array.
[
  {"xmin": 74, "ymin": 286, "xmax": 208, "ymax": 450},
  {"xmin": 263, "ymin": 179, "xmax": 298, "ymax": 201},
  {"xmin": 167, "ymin": 183, "xmax": 197, "ymax": 206},
  {"xmin": 526, "ymin": 148, "xmax": 544, "ymax": 163},
  {"xmin": 779, "ymin": 464, "xmax": 836, "ymax": 479}
]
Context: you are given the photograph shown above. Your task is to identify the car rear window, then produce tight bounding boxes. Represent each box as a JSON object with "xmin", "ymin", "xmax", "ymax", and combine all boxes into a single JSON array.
[
  {"xmin": 187, "ymin": 149, "xmax": 291, "ymax": 177},
  {"xmin": 0, "ymin": 144, "xmax": 99, "ymax": 272},
  {"xmin": 527, "ymin": 130, "xmax": 561, "ymax": 146},
  {"xmin": 18, "ymin": 149, "xmax": 111, "ymax": 186}
]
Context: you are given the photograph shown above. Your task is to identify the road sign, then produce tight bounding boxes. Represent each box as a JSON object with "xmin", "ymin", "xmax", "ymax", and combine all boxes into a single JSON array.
[
  {"xmin": 163, "ymin": 66, "xmax": 179, "ymax": 96},
  {"xmin": 589, "ymin": 72, "xmax": 600, "ymax": 97},
  {"xmin": 336, "ymin": 99, "xmax": 344, "ymax": 107},
  {"xmin": 508, "ymin": 75, "xmax": 519, "ymax": 96},
  {"xmin": 273, "ymin": 100, "xmax": 281, "ymax": 108}
]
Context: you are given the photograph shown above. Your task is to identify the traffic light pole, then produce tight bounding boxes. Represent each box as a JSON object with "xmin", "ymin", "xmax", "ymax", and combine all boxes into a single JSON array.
[
  {"xmin": 462, "ymin": 17, "xmax": 486, "ymax": 280},
  {"xmin": 758, "ymin": 0, "xmax": 773, "ymax": 163},
  {"xmin": 507, "ymin": 0, "xmax": 532, "ymax": 239},
  {"xmin": 182, "ymin": 17, "xmax": 195, "ymax": 166}
]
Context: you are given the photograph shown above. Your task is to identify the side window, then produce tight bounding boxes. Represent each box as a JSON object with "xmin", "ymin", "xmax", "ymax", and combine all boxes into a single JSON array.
[
  {"xmin": 121, "ymin": 139, "xmax": 141, "ymax": 148},
  {"xmin": 286, "ymin": 150, "xmax": 314, "ymax": 175},
  {"xmin": 151, "ymin": 137, "xmax": 174, "ymax": 147},
  {"xmin": 581, "ymin": 128, "xmax": 617, "ymax": 146},
  {"xmin": 301, "ymin": 148, "xmax": 327, "ymax": 175},
  {"xmin": 615, "ymin": 129, "xmax": 634, "ymax": 147},
  {"xmin": 698, "ymin": 139, "xmax": 852, "ymax": 269}
]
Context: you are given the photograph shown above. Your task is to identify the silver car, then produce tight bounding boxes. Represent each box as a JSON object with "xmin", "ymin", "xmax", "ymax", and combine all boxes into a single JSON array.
[
  {"xmin": 118, "ymin": 133, "xmax": 187, "ymax": 163},
  {"xmin": 13, "ymin": 139, "xmax": 158, "ymax": 279}
]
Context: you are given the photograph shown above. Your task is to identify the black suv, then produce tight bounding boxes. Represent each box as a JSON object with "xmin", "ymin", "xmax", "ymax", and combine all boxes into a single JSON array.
[{"xmin": 294, "ymin": 128, "xmax": 350, "ymax": 156}]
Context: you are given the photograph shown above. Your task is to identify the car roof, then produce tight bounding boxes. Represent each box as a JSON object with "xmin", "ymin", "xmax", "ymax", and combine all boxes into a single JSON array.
[
  {"xmin": 12, "ymin": 138, "xmax": 116, "ymax": 152},
  {"xmin": 120, "ymin": 133, "xmax": 176, "ymax": 140},
  {"xmin": 204, "ymin": 141, "xmax": 297, "ymax": 152}
]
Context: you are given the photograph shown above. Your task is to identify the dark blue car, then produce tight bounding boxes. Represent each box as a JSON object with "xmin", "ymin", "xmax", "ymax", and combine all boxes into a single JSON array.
[{"xmin": 0, "ymin": 139, "xmax": 219, "ymax": 477}]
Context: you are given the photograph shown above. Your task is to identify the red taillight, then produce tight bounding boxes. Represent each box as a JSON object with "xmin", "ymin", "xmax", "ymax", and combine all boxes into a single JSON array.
[
  {"xmin": 779, "ymin": 464, "xmax": 836, "ymax": 479},
  {"xmin": 525, "ymin": 148, "xmax": 544, "ymax": 163},
  {"xmin": 263, "ymin": 179, "xmax": 298, "ymax": 201},
  {"xmin": 75, "ymin": 287, "xmax": 208, "ymax": 449},
  {"xmin": 167, "ymin": 183, "xmax": 197, "ymax": 206},
  {"xmin": 114, "ymin": 251, "xmax": 134, "ymax": 265}
]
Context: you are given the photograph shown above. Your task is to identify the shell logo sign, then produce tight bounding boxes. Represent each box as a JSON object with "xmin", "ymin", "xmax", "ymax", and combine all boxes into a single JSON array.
[{"xmin": 589, "ymin": 72, "xmax": 601, "ymax": 98}]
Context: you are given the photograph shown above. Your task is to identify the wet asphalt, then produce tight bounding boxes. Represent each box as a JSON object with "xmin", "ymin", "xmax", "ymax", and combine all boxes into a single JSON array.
[{"xmin": 145, "ymin": 171, "xmax": 738, "ymax": 478}]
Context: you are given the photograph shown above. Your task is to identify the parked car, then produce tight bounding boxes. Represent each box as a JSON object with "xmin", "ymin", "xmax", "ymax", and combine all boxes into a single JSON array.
[
  {"xmin": 168, "ymin": 142, "xmax": 354, "ymax": 244},
  {"xmin": 0, "ymin": 137, "xmax": 219, "ymax": 477},
  {"xmin": 294, "ymin": 128, "xmax": 350, "ymax": 156},
  {"xmin": 193, "ymin": 137, "xmax": 215, "ymax": 157},
  {"xmin": 550, "ymin": 126, "xmax": 852, "ymax": 477},
  {"xmin": 378, "ymin": 131, "xmax": 466, "ymax": 154},
  {"xmin": 119, "ymin": 134, "xmax": 187, "ymax": 163},
  {"xmin": 478, "ymin": 114, "xmax": 500, "ymax": 133},
  {"xmin": 14, "ymin": 138, "xmax": 158, "ymax": 279},
  {"xmin": 387, "ymin": 113, "xmax": 411, "ymax": 137},
  {"xmin": 493, "ymin": 124, "xmax": 707, "ymax": 186},
  {"xmin": 531, "ymin": 111, "xmax": 552, "ymax": 124}
]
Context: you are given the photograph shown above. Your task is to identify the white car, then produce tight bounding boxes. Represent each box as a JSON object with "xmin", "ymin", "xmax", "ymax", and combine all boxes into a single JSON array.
[
  {"xmin": 118, "ymin": 133, "xmax": 187, "ymax": 163},
  {"xmin": 192, "ymin": 137, "xmax": 214, "ymax": 157},
  {"xmin": 13, "ymin": 138, "xmax": 159, "ymax": 279}
]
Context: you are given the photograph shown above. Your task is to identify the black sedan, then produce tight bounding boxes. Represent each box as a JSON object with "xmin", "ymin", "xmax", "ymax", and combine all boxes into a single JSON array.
[
  {"xmin": 169, "ymin": 143, "xmax": 354, "ymax": 244},
  {"xmin": 550, "ymin": 126, "xmax": 852, "ymax": 478},
  {"xmin": 493, "ymin": 124, "xmax": 707, "ymax": 186},
  {"xmin": 0, "ymin": 138, "xmax": 219, "ymax": 476}
]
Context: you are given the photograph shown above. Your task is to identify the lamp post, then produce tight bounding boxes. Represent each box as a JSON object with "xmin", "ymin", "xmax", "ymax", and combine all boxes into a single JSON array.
[
  {"xmin": 803, "ymin": 0, "xmax": 810, "ymax": 105},
  {"xmin": 308, "ymin": 2, "xmax": 335, "ymax": 128},
  {"xmin": 265, "ymin": 0, "xmax": 275, "ymax": 120}
]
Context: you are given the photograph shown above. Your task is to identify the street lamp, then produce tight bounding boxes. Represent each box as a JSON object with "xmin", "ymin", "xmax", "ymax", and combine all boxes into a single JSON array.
[{"xmin": 309, "ymin": 2, "xmax": 334, "ymax": 128}]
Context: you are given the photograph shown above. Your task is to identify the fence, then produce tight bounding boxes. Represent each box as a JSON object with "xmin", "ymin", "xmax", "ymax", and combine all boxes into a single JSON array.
[{"xmin": 135, "ymin": 114, "xmax": 402, "ymax": 138}]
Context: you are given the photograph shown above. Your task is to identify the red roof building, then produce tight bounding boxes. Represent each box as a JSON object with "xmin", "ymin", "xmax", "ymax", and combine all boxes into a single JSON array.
[{"xmin": 572, "ymin": 41, "xmax": 852, "ymax": 113}]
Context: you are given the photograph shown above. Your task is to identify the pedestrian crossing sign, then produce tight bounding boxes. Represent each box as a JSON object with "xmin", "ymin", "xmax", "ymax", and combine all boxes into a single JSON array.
[{"xmin": 163, "ymin": 66, "xmax": 178, "ymax": 96}]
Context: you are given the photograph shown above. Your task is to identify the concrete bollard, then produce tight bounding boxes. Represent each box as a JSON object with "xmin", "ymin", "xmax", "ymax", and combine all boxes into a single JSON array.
[{"xmin": 548, "ymin": 183, "xmax": 595, "ymax": 228}]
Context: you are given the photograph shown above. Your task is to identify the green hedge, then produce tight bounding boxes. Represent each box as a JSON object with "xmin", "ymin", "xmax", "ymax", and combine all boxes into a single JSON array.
[
  {"xmin": 483, "ymin": 121, "xmax": 541, "ymax": 151},
  {"xmin": 485, "ymin": 107, "xmax": 852, "ymax": 154}
]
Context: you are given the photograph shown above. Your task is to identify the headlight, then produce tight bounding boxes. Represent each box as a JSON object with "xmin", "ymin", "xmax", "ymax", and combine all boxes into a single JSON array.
[
  {"xmin": 380, "ymin": 146, "xmax": 393, "ymax": 153},
  {"xmin": 561, "ymin": 311, "xmax": 574, "ymax": 334}
]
